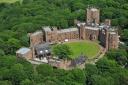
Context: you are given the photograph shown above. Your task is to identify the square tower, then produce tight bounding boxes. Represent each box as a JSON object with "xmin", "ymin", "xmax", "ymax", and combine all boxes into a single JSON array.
[
  {"xmin": 86, "ymin": 7, "xmax": 100, "ymax": 24},
  {"xmin": 108, "ymin": 32, "xmax": 119, "ymax": 49}
]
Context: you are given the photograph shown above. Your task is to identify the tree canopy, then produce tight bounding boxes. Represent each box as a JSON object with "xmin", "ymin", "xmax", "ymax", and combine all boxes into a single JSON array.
[{"xmin": 52, "ymin": 44, "xmax": 72, "ymax": 59}]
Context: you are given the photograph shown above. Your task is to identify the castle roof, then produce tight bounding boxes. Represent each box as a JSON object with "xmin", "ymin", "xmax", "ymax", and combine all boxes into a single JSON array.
[
  {"xmin": 77, "ymin": 22, "xmax": 86, "ymax": 27},
  {"xmin": 31, "ymin": 31, "xmax": 42, "ymax": 36},
  {"xmin": 35, "ymin": 43, "xmax": 51, "ymax": 55},
  {"xmin": 85, "ymin": 26, "xmax": 100, "ymax": 30},
  {"xmin": 16, "ymin": 47, "xmax": 31, "ymax": 55},
  {"xmin": 109, "ymin": 32, "xmax": 116, "ymax": 35},
  {"xmin": 42, "ymin": 26, "xmax": 51, "ymax": 32},
  {"xmin": 91, "ymin": 8, "xmax": 98, "ymax": 11},
  {"xmin": 87, "ymin": 7, "xmax": 98, "ymax": 12},
  {"xmin": 57, "ymin": 28, "xmax": 78, "ymax": 33}
]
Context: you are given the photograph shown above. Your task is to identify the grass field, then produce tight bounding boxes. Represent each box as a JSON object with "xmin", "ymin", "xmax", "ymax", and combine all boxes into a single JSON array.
[
  {"xmin": 0, "ymin": 0, "xmax": 21, "ymax": 3},
  {"xmin": 64, "ymin": 41, "xmax": 100, "ymax": 59}
]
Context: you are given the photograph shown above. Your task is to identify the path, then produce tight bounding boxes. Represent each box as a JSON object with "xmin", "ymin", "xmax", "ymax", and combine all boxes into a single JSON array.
[{"xmin": 86, "ymin": 48, "xmax": 106, "ymax": 64}]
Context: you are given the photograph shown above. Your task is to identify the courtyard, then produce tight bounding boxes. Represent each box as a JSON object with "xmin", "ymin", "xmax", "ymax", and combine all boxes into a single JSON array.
[
  {"xmin": 64, "ymin": 40, "xmax": 101, "ymax": 59},
  {"xmin": 52, "ymin": 40, "xmax": 101, "ymax": 59}
]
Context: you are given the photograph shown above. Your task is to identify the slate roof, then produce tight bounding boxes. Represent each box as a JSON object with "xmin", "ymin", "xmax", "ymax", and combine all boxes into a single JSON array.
[
  {"xmin": 35, "ymin": 43, "xmax": 51, "ymax": 55},
  {"xmin": 85, "ymin": 26, "xmax": 100, "ymax": 30},
  {"xmin": 42, "ymin": 26, "xmax": 51, "ymax": 32},
  {"xmin": 57, "ymin": 28, "xmax": 78, "ymax": 33},
  {"xmin": 91, "ymin": 8, "xmax": 98, "ymax": 11},
  {"xmin": 16, "ymin": 47, "xmax": 31, "ymax": 55},
  {"xmin": 31, "ymin": 31, "xmax": 42, "ymax": 36}
]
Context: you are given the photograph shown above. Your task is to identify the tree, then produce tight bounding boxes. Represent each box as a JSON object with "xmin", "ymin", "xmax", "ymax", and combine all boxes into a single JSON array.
[
  {"xmin": 36, "ymin": 64, "xmax": 53, "ymax": 77},
  {"xmin": 90, "ymin": 75, "xmax": 115, "ymax": 85},
  {"xmin": 70, "ymin": 69, "xmax": 85, "ymax": 84},
  {"xmin": 23, "ymin": 0, "xmax": 33, "ymax": 4},
  {"xmin": 52, "ymin": 44, "xmax": 72, "ymax": 59},
  {"xmin": 107, "ymin": 49, "xmax": 128, "ymax": 66},
  {"xmin": 0, "ymin": 55, "xmax": 16, "ymax": 68},
  {"xmin": 20, "ymin": 79, "xmax": 33, "ymax": 85},
  {"xmin": 17, "ymin": 57, "xmax": 34, "ymax": 80},
  {"xmin": 6, "ymin": 38, "xmax": 21, "ymax": 54},
  {"xmin": 85, "ymin": 64, "xmax": 98, "ymax": 85},
  {"xmin": 10, "ymin": 64, "xmax": 27, "ymax": 85},
  {"xmin": 20, "ymin": 34, "xmax": 29, "ymax": 47},
  {"xmin": 0, "ymin": 49, "xmax": 5, "ymax": 56},
  {"xmin": 96, "ymin": 57, "xmax": 120, "ymax": 73},
  {"xmin": 121, "ymin": 29, "xmax": 128, "ymax": 45},
  {"xmin": 0, "ymin": 80, "xmax": 12, "ymax": 85},
  {"xmin": 85, "ymin": 64, "xmax": 98, "ymax": 76},
  {"xmin": 119, "ymin": 71, "xmax": 128, "ymax": 85}
]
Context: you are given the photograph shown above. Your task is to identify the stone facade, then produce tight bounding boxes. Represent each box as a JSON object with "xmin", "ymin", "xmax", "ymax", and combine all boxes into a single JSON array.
[
  {"xmin": 108, "ymin": 32, "xmax": 119, "ymax": 49},
  {"xmin": 79, "ymin": 26, "xmax": 100, "ymax": 41},
  {"xmin": 29, "ymin": 31, "xmax": 44, "ymax": 47},
  {"xmin": 99, "ymin": 28, "xmax": 119, "ymax": 50},
  {"xmin": 42, "ymin": 27, "xmax": 79, "ymax": 43}
]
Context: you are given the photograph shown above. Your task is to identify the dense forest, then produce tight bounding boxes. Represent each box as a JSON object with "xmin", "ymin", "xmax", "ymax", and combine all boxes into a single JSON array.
[
  {"xmin": 0, "ymin": 49, "xmax": 128, "ymax": 85},
  {"xmin": 0, "ymin": 0, "xmax": 128, "ymax": 85}
]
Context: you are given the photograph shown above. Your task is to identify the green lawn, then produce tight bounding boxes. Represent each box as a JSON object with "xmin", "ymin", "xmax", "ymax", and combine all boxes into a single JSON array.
[
  {"xmin": 64, "ymin": 41, "xmax": 100, "ymax": 59},
  {"xmin": 0, "ymin": 0, "xmax": 21, "ymax": 3}
]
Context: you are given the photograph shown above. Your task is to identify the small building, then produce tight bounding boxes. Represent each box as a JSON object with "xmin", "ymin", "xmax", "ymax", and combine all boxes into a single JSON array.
[
  {"xmin": 34, "ymin": 43, "xmax": 51, "ymax": 59},
  {"xmin": 16, "ymin": 47, "xmax": 32, "ymax": 60}
]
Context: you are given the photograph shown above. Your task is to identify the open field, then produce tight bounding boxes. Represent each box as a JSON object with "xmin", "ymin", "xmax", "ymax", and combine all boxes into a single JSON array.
[
  {"xmin": 0, "ymin": 0, "xmax": 20, "ymax": 3},
  {"xmin": 64, "ymin": 40, "xmax": 101, "ymax": 59}
]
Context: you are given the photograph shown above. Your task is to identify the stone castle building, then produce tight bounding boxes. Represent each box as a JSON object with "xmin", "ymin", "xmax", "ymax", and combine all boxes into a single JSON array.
[{"xmin": 16, "ymin": 7, "xmax": 119, "ymax": 62}]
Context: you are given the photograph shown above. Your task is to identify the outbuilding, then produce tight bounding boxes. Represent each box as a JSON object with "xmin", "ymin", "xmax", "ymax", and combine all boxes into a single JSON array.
[{"xmin": 16, "ymin": 47, "xmax": 32, "ymax": 60}]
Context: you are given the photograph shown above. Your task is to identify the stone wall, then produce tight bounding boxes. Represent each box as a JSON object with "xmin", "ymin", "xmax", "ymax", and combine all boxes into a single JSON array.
[
  {"xmin": 44, "ymin": 30, "xmax": 79, "ymax": 42},
  {"xmin": 30, "ymin": 31, "xmax": 43, "ymax": 47},
  {"xmin": 84, "ymin": 28, "xmax": 99, "ymax": 41}
]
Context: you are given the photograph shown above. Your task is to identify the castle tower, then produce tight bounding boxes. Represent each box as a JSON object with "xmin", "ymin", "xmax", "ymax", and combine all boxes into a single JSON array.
[
  {"xmin": 99, "ymin": 28, "xmax": 109, "ymax": 50},
  {"xmin": 86, "ymin": 7, "xmax": 100, "ymax": 24},
  {"xmin": 108, "ymin": 32, "xmax": 119, "ymax": 49},
  {"xmin": 78, "ymin": 24, "xmax": 85, "ymax": 40},
  {"xmin": 29, "ymin": 31, "xmax": 43, "ymax": 47},
  {"xmin": 104, "ymin": 19, "xmax": 111, "ymax": 26}
]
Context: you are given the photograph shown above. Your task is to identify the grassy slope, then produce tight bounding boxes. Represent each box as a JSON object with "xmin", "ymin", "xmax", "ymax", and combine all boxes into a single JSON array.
[
  {"xmin": 65, "ymin": 41, "xmax": 100, "ymax": 59},
  {"xmin": 0, "ymin": 0, "xmax": 20, "ymax": 3}
]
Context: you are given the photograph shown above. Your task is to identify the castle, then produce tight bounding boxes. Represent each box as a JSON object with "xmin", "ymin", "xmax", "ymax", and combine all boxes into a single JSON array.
[{"xmin": 16, "ymin": 7, "xmax": 119, "ymax": 62}]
